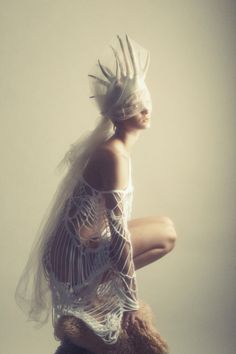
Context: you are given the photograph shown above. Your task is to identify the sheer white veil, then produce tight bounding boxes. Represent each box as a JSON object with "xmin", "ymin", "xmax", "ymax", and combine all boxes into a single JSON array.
[
  {"xmin": 14, "ymin": 115, "xmax": 114, "ymax": 327},
  {"xmin": 14, "ymin": 33, "xmax": 151, "ymax": 328}
]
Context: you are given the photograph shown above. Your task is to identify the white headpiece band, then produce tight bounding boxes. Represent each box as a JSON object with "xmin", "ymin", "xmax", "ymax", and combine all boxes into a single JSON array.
[{"xmin": 88, "ymin": 34, "xmax": 152, "ymax": 122}]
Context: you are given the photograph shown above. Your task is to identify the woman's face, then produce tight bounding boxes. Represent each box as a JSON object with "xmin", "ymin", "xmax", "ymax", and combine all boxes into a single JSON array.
[
  {"xmin": 113, "ymin": 86, "xmax": 152, "ymax": 131},
  {"xmin": 123, "ymin": 89, "xmax": 152, "ymax": 130},
  {"xmin": 130, "ymin": 88, "xmax": 152, "ymax": 128},
  {"xmin": 115, "ymin": 105, "xmax": 151, "ymax": 132},
  {"xmin": 130, "ymin": 106, "xmax": 151, "ymax": 129}
]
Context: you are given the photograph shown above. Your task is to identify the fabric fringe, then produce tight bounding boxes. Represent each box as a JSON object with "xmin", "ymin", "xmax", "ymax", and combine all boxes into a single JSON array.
[{"xmin": 54, "ymin": 299, "xmax": 169, "ymax": 354}]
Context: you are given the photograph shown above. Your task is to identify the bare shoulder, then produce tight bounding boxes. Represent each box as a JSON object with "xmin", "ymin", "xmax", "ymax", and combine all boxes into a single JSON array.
[
  {"xmin": 87, "ymin": 143, "xmax": 129, "ymax": 191},
  {"xmin": 94, "ymin": 145, "xmax": 120, "ymax": 166}
]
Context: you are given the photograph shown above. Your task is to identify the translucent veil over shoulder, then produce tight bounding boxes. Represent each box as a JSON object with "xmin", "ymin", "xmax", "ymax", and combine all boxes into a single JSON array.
[
  {"xmin": 14, "ymin": 34, "xmax": 151, "ymax": 330},
  {"xmin": 14, "ymin": 116, "xmax": 114, "ymax": 327}
]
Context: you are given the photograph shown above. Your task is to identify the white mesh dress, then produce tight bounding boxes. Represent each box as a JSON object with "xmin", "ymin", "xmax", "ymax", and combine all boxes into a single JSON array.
[{"xmin": 42, "ymin": 156, "xmax": 139, "ymax": 344}]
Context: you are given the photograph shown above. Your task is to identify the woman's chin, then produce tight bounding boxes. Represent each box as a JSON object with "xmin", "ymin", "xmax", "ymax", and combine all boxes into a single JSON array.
[{"xmin": 141, "ymin": 120, "xmax": 151, "ymax": 129}]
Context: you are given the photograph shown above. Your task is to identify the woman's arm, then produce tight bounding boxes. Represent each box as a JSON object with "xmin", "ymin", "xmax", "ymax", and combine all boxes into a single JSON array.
[
  {"xmin": 104, "ymin": 190, "xmax": 139, "ymax": 309},
  {"xmin": 97, "ymin": 148, "xmax": 139, "ymax": 310}
]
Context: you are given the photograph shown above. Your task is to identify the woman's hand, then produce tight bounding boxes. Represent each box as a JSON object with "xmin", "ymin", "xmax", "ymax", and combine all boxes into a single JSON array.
[{"xmin": 122, "ymin": 310, "xmax": 149, "ymax": 334}]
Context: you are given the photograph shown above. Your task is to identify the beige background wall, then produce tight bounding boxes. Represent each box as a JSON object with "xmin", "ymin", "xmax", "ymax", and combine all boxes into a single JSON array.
[{"xmin": 1, "ymin": 1, "xmax": 235, "ymax": 353}]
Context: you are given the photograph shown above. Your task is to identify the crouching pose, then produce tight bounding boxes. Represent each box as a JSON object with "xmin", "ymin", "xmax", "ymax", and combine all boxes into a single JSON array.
[{"xmin": 15, "ymin": 34, "xmax": 177, "ymax": 354}]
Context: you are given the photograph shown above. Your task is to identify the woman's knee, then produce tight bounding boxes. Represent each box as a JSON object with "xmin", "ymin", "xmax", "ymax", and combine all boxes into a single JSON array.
[
  {"xmin": 155, "ymin": 216, "xmax": 178, "ymax": 250},
  {"xmin": 128, "ymin": 215, "xmax": 177, "ymax": 257},
  {"xmin": 157, "ymin": 216, "xmax": 174, "ymax": 227}
]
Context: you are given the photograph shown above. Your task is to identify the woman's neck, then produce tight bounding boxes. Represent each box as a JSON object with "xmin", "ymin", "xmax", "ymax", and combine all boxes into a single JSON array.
[{"xmin": 111, "ymin": 127, "xmax": 141, "ymax": 155}]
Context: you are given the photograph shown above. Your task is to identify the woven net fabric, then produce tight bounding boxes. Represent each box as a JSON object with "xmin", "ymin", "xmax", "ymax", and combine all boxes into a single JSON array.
[{"xmin": 42, "ymin": 158, "xmax": 139, "ymax": 344}]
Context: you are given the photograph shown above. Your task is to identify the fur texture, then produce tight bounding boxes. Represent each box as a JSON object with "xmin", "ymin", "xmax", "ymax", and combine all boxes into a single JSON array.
[{"xmin": 54, "ymin": 300, "xmax": 169, "ymax": 354}]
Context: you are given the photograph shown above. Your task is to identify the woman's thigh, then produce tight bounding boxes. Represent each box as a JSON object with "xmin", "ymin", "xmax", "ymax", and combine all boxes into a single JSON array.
[{"xmin": 128, "ymin": 216, "xmax": 177, "ymax": 258}]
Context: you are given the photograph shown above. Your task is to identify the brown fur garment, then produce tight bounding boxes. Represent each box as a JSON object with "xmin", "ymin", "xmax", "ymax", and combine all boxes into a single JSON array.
[{"xmin": 54, "ymin": 300, "xmax": 169, "ymax": 354}]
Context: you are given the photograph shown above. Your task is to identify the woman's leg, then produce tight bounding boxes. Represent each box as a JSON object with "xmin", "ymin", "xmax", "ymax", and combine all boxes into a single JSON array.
[
  {"xmin": 128, "ymin": 216, "xmax": 177, "ymax": 270},
  {"xmin": 99, "ymin": 216, "xmax": 177, "ymax": 284}
]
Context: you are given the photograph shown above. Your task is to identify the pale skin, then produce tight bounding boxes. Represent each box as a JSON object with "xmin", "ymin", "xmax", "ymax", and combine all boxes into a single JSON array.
[{"xmin": 82, "ymin": 107, "xmax": 178, "ymax": 335}]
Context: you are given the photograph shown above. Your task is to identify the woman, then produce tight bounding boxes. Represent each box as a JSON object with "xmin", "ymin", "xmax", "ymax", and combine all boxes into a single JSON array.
[
  {"xmin": 15, "ymin": 34, "xmax": 177, "ymax": 351},
  {"xmin": 79, "ymin": 116, "xmax": 177, "ymax": 333}
]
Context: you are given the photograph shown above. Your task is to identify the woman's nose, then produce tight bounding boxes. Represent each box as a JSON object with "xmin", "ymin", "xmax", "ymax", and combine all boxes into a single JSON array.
[{"xmin": 141, "ymin": 108, "xmax": 149, "ymax": 115}]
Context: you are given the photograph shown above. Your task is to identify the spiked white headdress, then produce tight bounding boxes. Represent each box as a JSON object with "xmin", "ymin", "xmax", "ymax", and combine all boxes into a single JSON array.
[{"xmin": 88, "ymin": 34, "xmax": 152, "ymax": 122}]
